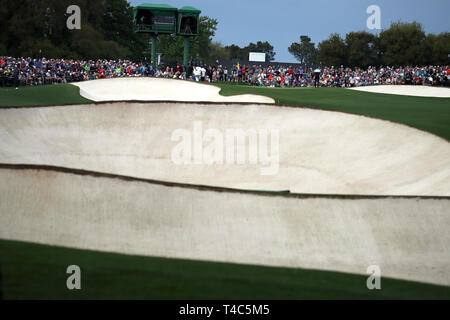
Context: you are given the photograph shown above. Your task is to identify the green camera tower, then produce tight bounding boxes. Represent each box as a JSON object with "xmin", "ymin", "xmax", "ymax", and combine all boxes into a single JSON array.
[
  {"xmin": 177, "ymin": 6, "xmax": 201, "ymax": 69},
  {"xmin": 133, "ymin": 3, "xmax": 201, "ymax": 71},
  {"xmin": 133, "ymin": 3, "xmax": 178, "ymax": 70}
]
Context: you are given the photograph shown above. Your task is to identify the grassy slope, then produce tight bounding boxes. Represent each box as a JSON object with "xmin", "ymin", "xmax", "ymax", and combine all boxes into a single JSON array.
[
  {"xmin": 1, "ymin": 239, "xmax": 449, "ymax": 300},
  {"xmin": 0, "ymin": 84, "xmax": 91, "ymax": 107},
  {"xmin": 214, "ymin": 83, "xmax": 450, "ymax": 141},
  {"xmin": 1, "ymin": 83, "xmax": 449, "ymax": 299}
]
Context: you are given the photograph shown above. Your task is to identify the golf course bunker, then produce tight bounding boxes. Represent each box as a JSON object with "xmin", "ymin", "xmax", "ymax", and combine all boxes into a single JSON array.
[
  {"xmin": 0, "ymin": 166, "xmax": 449, "ymax": 286},
  {"xmin": 349, "ymin": 85, "xmax": 450, "ymax": 98},
  {"xmin": 73, "ymin": 77, "xmax": 275, "ymax": 103},
  {"xmin": 0, "ymin": 102, "xmax": 449, "ymax": 196}
]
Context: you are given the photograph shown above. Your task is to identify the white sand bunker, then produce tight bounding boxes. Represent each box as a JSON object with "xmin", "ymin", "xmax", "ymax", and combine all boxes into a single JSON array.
[
  {"xmin": 1, "ymin": 168, "xmax": 449, "ymax": 286},
  {"xmin": 73, "ymin": 77, "xmax": 275, "ymax": 103},
  {"xmin": 1, "ymin": 102, "xmax": 449, "ymax": 196},
  {"xmin": 349, "ymin": 85, "xmax": 450, "ymax": 98}
]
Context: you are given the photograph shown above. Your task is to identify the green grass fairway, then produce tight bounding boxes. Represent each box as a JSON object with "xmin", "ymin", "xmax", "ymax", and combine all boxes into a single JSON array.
[
  {"xmin": 1, "ymin": 239, "xmax": 449, "ymax": 299},
  {"xmin": 1, "ymin": 83, "xmax": 449, "ymax": 299},
  {"xmin": 0, "ymin": 84, "xmax": 91, "ymax": 107},
  {"xmin": 214, "ymin": 83, "xmax": 450, "ymax": 141}
]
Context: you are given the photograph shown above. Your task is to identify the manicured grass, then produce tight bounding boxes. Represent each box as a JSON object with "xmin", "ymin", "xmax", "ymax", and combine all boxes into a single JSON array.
[
  {"xmin": 1, "ymin": 83, "xmax": 449, "ymax": 299},
  {"xmin": 1, "ymin": 239, "xmax": 449, "ymax": 300},
  {"xmin": 214, "ymin": 83, "xmax": 450, "ymax": 141},
  {"xmin": 0, "ymin": 84, "xmax": 91, "ymax": 107}
]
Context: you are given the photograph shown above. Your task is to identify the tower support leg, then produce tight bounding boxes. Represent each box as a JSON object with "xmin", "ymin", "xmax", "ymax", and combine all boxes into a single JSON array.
[
  {"xmin": 151, "ymin": 34, "xmax": 158, "ymax": 71},
  {"xmin": 183, "ymin": 36, "xmax": 190, "ymax": 71}
]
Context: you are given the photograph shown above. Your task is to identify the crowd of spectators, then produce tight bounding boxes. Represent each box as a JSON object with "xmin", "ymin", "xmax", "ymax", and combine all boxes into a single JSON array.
[
  {"xmin": 211, "ymin": 64, "xmax": 450, "ymax": 88},
  {"xmin": 0, "ymin": 57, "xmax": 157, "ymax": 87},
  {"xmin": 1, "ymin": 56, "xmax": 449, "ymax": 88}
]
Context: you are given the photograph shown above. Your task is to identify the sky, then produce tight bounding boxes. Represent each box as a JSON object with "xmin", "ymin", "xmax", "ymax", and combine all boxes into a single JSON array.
[{"xmin": 129, "ymin": 0, "xmax": 450, "ymax": 62}]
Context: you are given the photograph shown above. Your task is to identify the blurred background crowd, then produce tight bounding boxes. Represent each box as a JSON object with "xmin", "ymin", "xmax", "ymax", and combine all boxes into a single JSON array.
[{"xmin": 1, "ymin": 56, "xmax": 449, "ymax": 88}]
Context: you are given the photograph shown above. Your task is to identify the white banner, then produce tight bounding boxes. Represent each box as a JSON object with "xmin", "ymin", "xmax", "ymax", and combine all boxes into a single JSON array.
[{"xmin": 249, "ymin": 52, "xmax": 266, "ymax": 62}]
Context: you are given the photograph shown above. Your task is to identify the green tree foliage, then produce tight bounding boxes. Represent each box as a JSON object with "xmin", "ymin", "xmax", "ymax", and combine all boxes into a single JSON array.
[
  {"xmin": 156, "ymin": 16, "xmax": 218, "ymax": 65},
  {"xmin": 288, "ymin": 35, "xmax": 317, "ymax": 65},
  {"xmin": 223, "ymin": 41, "xmax": 276, "ymax": 62},
  {"xmin": 317, "ymin": 33, "xmax": 347, "ymax": 66},
  {"xmin": 245, "ymin": 41, "xmax": 276, "ymax": 61},
  {"xmin": 423, "ymin": 32, "xmax": 450, "ymax": 66},
  {"xmin": 345, "ymin": 31, "xmax": 378, "ymax": 67},
  {"xmin": 209, "ymin": 41, "xmax": 231, "ymax": 61},
  {"xmin": 0, "ymin": 0, "xmax": 147, "ymax": 60},
  {"xmin": 224, "ymin": 44, "xmax": 245, "ymax": 61},
  {"xmin": 194, "ymin": 16, "xmax": 219, "ymax": 62},
  {"xmin": 379, "ymin": 21, "xmax": 426, "ymax": 66},
  {"xmin": 0, "ymin": 1, "xmax": 220, "ymax": 64},
  {"xmin": 156, "ymin": 34, "xmax": 184, "ymax": 64},
  {"xmin": 291, "ymin": 21, "xmax": 448, "ymax": 67}
]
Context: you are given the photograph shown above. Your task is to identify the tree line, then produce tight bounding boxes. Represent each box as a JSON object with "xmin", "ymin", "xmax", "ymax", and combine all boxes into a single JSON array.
[
  {"xmin": 0, "ymin": 0, "xmax": 145, "ymax": 60},
  {"xmin": 0, "ymin": 0, "xmax": 275, "ymax": 64},
  {"xmin": 212, "ymin": 41, "xmax": 276, "ymax": 62},
  {"xmin": 0, "ymin": 0, "xmax": 221, "ymax": 63},
  {"xmin": 289, "ymin": 21, "xmax": 450, "ymax": 67},
  {"xmin": 1, "ymin": 1, "xmax": 448, "ymax": 67}
]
